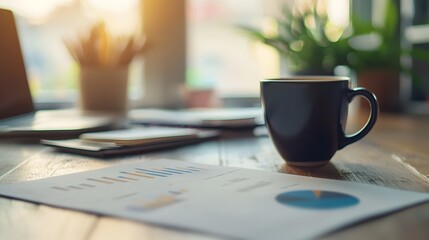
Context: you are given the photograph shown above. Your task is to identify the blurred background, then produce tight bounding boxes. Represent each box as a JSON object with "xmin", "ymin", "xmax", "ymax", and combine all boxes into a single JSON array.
[{"xmin": 0, "ymin": 0, "xmax": 428, "ymax": 113}]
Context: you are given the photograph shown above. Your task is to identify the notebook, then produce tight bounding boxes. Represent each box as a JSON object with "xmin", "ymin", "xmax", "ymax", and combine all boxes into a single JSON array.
[
  {"xmin": 129, "ymin": 108, "xmax": 263, "ymax": 129},
  {"xmin": 0, "ymin": 9, "xmax": 114, "ymax": 139},
  {"xmin": 42, "ymin": 127, "xmax": 219, "ymax": 157},
  {"xmin": 80, "ymin": 128, "xmax": 199, "ymax": 146}
]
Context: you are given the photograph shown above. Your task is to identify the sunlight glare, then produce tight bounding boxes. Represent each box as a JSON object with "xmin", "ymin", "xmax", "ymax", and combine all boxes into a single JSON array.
[
  {"xmin": 326, "ymin": 0, "xmax": 349, "ymax": 27},
  {"xmin": 86, "ymin": 0, "xmax": 139, "ymax": 12},
  {"xmin": 0, "ymin": 0, "xmax": 73, "ymax": 24}
]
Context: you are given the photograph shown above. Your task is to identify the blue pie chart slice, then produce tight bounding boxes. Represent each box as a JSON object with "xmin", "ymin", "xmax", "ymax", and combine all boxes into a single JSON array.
[{"xmin": 276, "ymin": 190, "xmax": 359, "ymax": 209}]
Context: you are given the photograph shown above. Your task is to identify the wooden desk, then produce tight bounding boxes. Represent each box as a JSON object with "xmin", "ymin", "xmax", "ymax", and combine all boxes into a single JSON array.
[{"xmin": 0, "ymin": 113, "xmax": 428, "ymax": 240}]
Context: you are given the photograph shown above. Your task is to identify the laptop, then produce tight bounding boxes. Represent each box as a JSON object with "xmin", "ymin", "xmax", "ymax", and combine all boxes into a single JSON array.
[{"xmin": 0, "ymin": 9, "xmax": 114, "ymax": 139}]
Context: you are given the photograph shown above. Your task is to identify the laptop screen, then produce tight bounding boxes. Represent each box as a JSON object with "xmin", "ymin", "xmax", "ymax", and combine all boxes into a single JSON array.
[{"xmin": 0, "ymin": 9, "xmax": 34, "ymax": 120}]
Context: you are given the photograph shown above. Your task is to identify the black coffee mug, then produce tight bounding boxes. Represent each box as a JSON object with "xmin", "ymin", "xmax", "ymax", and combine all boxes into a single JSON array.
[{"xmin": 261, "ymin": 76, "xmax": 378, "ymax": 167}]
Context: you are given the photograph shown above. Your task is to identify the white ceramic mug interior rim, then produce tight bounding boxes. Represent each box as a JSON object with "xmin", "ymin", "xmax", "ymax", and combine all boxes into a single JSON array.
[{"xmin": 262, "ymin": 76, "xmax": 350, "ymax": 82}]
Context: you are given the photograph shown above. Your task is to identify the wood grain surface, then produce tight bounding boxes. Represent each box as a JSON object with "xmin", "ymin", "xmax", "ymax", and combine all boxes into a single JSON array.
[{"xmin": 0, "ymin": 113, "xmax": 428, "ymax": 240}]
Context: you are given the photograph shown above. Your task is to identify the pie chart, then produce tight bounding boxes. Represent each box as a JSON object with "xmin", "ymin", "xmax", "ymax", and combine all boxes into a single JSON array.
[{"xmin": 276, "ymin": 190, "xmax": 359, "ymax": 209}]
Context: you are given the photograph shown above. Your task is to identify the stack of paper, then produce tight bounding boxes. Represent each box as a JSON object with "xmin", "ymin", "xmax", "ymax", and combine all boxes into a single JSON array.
[
  {"xmin": 80, "ymin": 128, "xmax": 199, "ymax": 146},
  {"xmin": 129, "ymin": 108, "xmax": 263, "ymax": 129},
  {"xmin": 42, "ymin": 127, "xmax": 218, "ymax": 157}
]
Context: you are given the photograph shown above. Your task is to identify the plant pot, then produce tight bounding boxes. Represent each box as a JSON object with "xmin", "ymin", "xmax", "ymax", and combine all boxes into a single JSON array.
[
  {"xmin": 79, "ymin": 67, "xmax": 129, "ymax": 114},
  {"xmin": 357, "ymin": 69, "xmax": 401, "ymax": 112},
  {"xmin": 293, "ymin": 68, "xmax": 334, "ymax": 76}
]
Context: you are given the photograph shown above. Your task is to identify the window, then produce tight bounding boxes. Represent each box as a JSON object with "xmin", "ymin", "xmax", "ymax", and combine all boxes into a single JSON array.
[
  {"xmin": 186, "ymin": 0, "xmax": 282, "ymax": 98},
  {"xmin": 402, "ymin": 0, "xmax": 429, "ymax": 101},
  {"xmin": 0, "ymin": 0, "xmax": 143, "ymax": 108},
  {"xmin": 186, "ymin": 0, "xmax": 350, "ymax": 99}
]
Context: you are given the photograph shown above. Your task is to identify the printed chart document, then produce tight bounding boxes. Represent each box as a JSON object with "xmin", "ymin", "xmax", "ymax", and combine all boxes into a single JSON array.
[
  {"xmin": 42, "ymin": 128, "xmax": 219, "ymax": 157},
  {"xmin": 0, "ymin": 160, "xmax": 428, "ymax": 240}
]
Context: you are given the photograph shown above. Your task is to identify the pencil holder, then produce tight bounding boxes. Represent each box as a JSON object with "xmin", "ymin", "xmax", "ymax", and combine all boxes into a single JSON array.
[{"xmin": 79, "ymin": 67, "xmax": 129, "ymax": 114}]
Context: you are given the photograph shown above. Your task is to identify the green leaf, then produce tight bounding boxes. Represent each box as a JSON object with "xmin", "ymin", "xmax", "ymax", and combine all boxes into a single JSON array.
[
  {"xmin": 382, "ymin": 0, "xmax": 398, "ymax": 39},
  {"xmin": 408, "ymin": 48, "xmax": 429, "ymax": 62},
  {"xmin": 351, "ymin": 16, "xmax": 374, "ymax": 35}
]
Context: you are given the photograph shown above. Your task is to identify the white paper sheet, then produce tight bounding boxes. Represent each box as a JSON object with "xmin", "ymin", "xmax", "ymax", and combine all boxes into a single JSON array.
[{"xmin": 0, "ymin": 159, "xmax": 428, "ymax": 240}]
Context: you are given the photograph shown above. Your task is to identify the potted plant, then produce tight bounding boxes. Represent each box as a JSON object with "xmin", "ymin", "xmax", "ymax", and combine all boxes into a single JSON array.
[
  {"xmin": 243, "ymin": 0, "xmax": 429, "ymax": 112},
  {"xmin": 240, "ymin": 2, "xmax": 350, "ymax": 75},
  {"xmin": 346, "ymin": 0, "xmax": 403, "ymax": 111}
]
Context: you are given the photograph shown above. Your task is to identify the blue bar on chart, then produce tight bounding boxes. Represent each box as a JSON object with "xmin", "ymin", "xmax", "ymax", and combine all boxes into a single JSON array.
[
  {"xmin": 166, "ymin": 167, "xmax": 194, "ymax": 173},
  {"xmin": 153, "ymin": 168, "xmax": 185, "ymax": 174},
  {"xmin": 135, "ymin": 168, "xmax": 170, "ymax": 177}
]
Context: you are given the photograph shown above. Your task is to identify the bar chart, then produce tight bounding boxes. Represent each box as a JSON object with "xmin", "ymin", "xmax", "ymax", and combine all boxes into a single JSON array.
[{"xmin": 49, "ymin": 165, "xmax": 207, "ymax": 192}]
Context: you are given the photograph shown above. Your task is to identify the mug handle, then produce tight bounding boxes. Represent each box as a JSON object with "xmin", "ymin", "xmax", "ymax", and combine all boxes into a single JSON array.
[{"xmin": 338, "ymin": 87, "xmax": 379, "ymax": 149}]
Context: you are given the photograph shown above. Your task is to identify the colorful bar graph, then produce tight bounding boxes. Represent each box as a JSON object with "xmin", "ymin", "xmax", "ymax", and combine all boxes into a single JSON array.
[
  {"xmin": 50, "ymin": 165, "xmax": 206, "ymax": 192},
  {"xmin": 135, "ymin": 169, "xmax": 169, "ymax": 177},
  {"xmin": 136, "ymin": 168, "xmax": 173, "ymax": 175}
]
